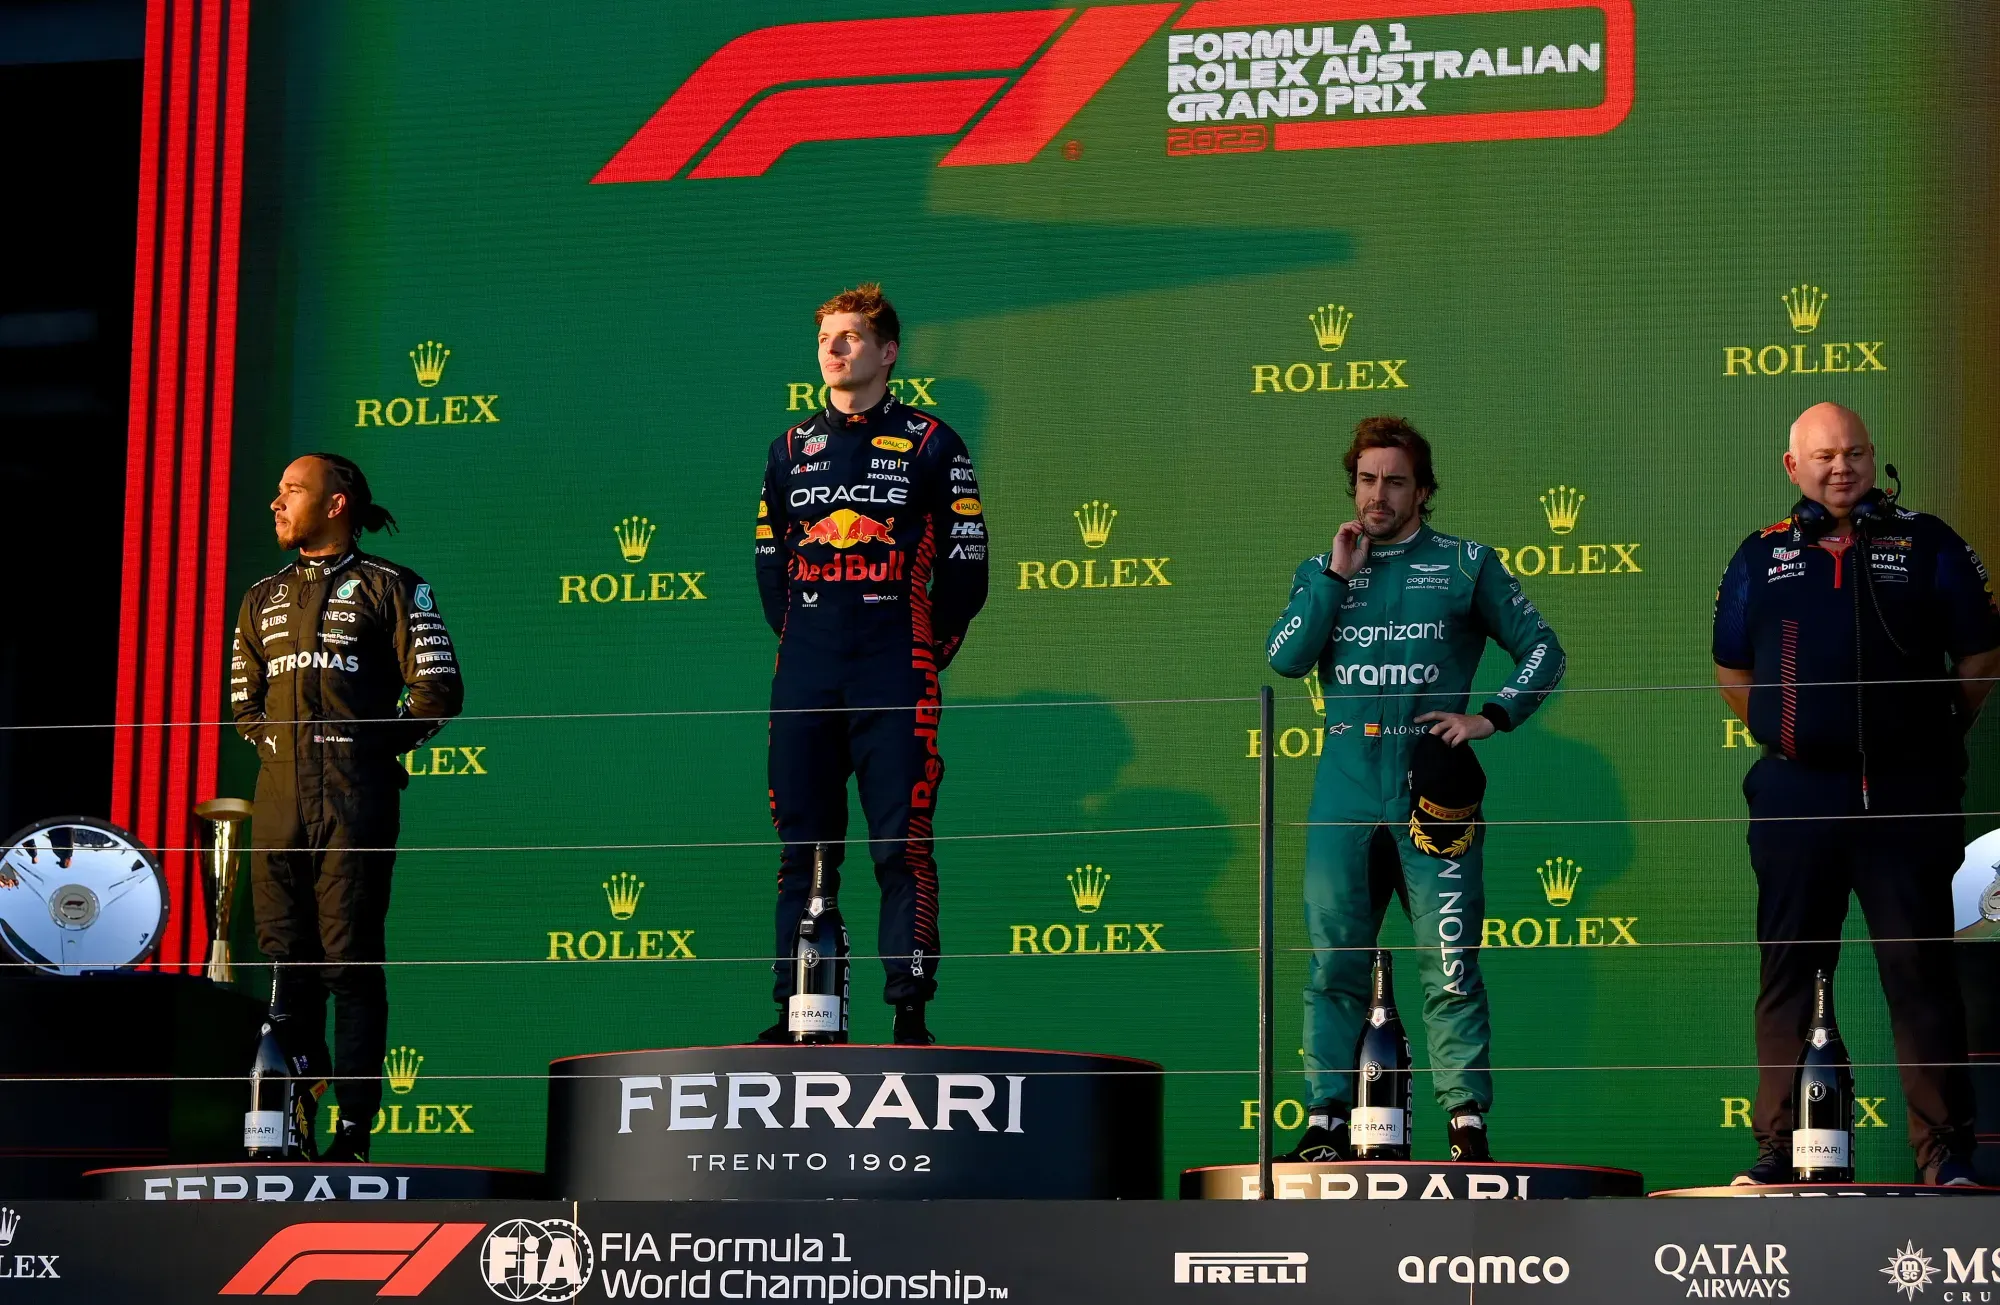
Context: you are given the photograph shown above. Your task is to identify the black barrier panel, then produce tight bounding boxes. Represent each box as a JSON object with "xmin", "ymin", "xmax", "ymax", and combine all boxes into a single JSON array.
[
  {"xmin": 1182, "ymin": 1160, "xmax": 1645, "ymax": 1200},
  {"xmin": 87, "ymin": 1162, "xmax": 547, "ymax": 1201},
  {"xmin": 546, "ymin": 1046, "xmax": 1162, "ymax": 1199},
  {"xmin": 11, "ymin": 1199, "xmax": 2000, "ymax": 1301}
]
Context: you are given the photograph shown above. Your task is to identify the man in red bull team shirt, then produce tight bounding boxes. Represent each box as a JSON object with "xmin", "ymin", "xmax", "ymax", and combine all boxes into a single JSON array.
[{"xmin": 755, "ymin": 284, "xmax": 989, "ymax": 1044}]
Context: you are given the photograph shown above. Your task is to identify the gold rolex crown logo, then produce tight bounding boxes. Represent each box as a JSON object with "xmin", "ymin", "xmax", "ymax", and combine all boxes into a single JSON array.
[
  {"xmin": 383, "ymin": 1045, "xmax": 424, "ymax": 1095},
  {"xmin": 1536, "ymin": 856, "xmax": 1583, "ymax": 907},
  {"xmin": 1781, "ymin": 284, "xmax": 1828, "ymax": 334},
  {"xmin": 1303, "ymin": 667, "xmax": 1326, "ymax": 716},
  {"xmin": 1073, "ymin": 500, "xmax": 1117, "ymax": 549},
  {"xmin": 1067, "ymin": 864, "xmax": 1110, "ymax": 913},
  {"xmin": 604, "ymin": 871, "xmax": 645, "ymax": 920},
  {"xmin": 615, "ymin": 515, "xmax": 657, "ymax": 564},
  {"xmin": 1539, "ymin": 485, "xmax": 1585, "ymax": 535},
  {"xmin": 1309, "ymin": 303, "xmax": 1355, "ymax": 352},
  {"xmin": 409, "ymin": 340, "xmax": 450, "ymax": 387}
]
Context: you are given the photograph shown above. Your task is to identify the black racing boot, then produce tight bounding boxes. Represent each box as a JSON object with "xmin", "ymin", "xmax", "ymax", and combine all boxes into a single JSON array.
[
  {"xmin": 1731, "ymin": 1144, "xmax": 1793, "ymax": 1186},
  {"xmin": 1447, "ymin": 1108, "xmax": 1491, "ymax": 1163},
  {"xmin": 319, "ymin": 1119, "xmax": 371, "ymax": 1164},
  {"xmin": 1274, "ymin": 1111, "xmax": 1353, "ymax": 1163},
  {"xmin": 892, "ymin": 1001, "xmax": 935, "ymax": 1046}
]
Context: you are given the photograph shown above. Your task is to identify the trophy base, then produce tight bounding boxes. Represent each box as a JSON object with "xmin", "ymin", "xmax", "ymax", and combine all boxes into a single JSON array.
[
  {"xmin": 1181, "ymin": 1160, "xmax": 1644, "ymax": 1200},
  {"xmin": 85, "ymin": 1161, "xmax": 545, "ymax": 1201},
  {"xmin": 1652, "ymin": 1182, "xmax": 2000, "ymax": 1197}
]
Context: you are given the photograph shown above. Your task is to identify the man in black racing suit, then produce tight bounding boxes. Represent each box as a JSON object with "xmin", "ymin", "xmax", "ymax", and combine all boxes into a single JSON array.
[
  {"xmin": 231, "ymin": 453, "xmax": 463, "ymax": 1160},
  {"xmin": 755, "ymin": 284, "xmax": 988, "ymax": 1045}
]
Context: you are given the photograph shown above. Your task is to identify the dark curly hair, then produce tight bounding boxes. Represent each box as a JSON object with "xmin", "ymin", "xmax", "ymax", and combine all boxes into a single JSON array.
[{"xmin": 1342, "ymin": 415, "xmax": 1438, "ymax": 519}]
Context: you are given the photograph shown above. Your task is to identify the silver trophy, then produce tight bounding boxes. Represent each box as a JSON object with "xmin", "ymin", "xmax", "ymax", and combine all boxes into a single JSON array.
[{"xmin": 194, "ymin": 798, "xmax": 254, "ymax": 983}]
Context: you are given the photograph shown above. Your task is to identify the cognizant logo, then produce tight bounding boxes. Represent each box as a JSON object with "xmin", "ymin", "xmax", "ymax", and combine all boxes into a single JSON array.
[
  {"xmin": 1330, "ymin": 662, "xmax": 1440, "ymax": 686},
  {"xmin": 1335, "ymin": 621, "xmax": 1445, "ymax": 647}
]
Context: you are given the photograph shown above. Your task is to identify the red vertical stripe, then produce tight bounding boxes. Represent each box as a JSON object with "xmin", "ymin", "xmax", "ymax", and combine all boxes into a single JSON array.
[
  {"xmin": 113, "ymin": 0, "xmax": 172, "ymax": 827},
  {"xmin": 138, "ymin": 0, "xmax": 194, "ymax": 871},
  {"xmin": 193, "ymin": 0, "xmax": 253, "ymax": 964}
]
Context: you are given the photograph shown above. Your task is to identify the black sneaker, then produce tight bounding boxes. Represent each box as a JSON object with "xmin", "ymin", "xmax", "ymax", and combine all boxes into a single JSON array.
[
  {"xmin": 319, "ymin": 1120, "xmax": 371, "ymax": 1164},
  {"xmin": 892, "ymin": 1002, "xmax": 935, "ymax": 1046},
  {"xmin": 1921, "ymin": 1155, "xmax": 1979, "ymax": 1187},
  {"xmin": 1275, "ymin": 1121, "xmax": 1353, "ymax": 1163},
  {"xmin": 1447, "ymin": 1110, "xmax": 1491, "ymax": 1163},
  {"xmin": 1730, "ymin": 1145, "xmax": 1793, "ymax": 1186}
]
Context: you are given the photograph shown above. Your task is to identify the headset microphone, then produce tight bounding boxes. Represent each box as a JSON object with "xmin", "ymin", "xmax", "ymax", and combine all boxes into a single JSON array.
[{"xmin": 1884, "ymin": 462, "xmax": 1902, "ymax": 502}]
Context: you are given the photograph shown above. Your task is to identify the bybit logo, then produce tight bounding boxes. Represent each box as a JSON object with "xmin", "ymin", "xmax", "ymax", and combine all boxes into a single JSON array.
[
  {"xmin": 1253, "ymin": 302, "xmax": 1408, "ymax": 395},
  {"xmin": 616, "ymin": 516, "xmax": 658, "ymax": 564},
  {"xmin": 1011, "ymin": 862, "xmax": 1163, "ymax": 955},
  {"xmin": 328, "ymin": 1046, "xmax": 475, "ymax": 1138},
  {"xmin": 548, "ymin": 871, "xmax": 696, "ymax": 963},
  {"xmin": 355, "ymin": 339, "xmax": 501, "ymax": 427},
  {"xmin": 786, "ymin": 377, "xmax": 941, "ymax": 411},
  {"xmin": 1018, "ymin": 500, "xmax": 1171, "ymax": 591},
  {"xmin": 1494, "ymin": 486, "xmax": 1642, "ymax": 578},
  {"xmin": 559, "ymin": 516, "xmax": 708, "ymax": 606},
  {"xmin": 604, "ymin": 871, "xmax": 645, "ymax": 921},
  {"xmin": 1723, "ymin": 283, "xmax": 1885, "ymax": 377},
  {"xmin": 401, "ymin": 744, "xmax": 488, "ymax": 777},
  {"xmin": 385, "ymin": 1045, "xmax": 425, "ymax": 1095},
  {"xmin": 1535, "ymin": 856, "xmax": 1582, "ymax": 907}
]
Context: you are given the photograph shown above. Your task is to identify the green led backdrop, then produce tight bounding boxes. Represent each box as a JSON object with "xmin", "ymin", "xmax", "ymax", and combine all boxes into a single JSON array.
[{"xmin": 221, "ymin": 0, "xmax": 2000, "ymax": 1189}]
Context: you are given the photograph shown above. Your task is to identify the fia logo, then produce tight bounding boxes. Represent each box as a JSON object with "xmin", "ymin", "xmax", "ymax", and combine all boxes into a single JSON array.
[{"xmin": 482, "ymin": 1219, "xmax": 594, "ymax": 1302}]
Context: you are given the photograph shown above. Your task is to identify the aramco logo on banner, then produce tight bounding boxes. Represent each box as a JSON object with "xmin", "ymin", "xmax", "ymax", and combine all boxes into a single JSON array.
[
  {"xmin": 1017, "ymin": 500, "xmax": 1173, "ymax": 592},
  {"xmin": 1723, "ymin": 283, "xmax": 1886, "ymax": 377},
  {"xmin": 326, "ymin": 1045, "xmax": 477, "ymax": 1138},
  {"xmin": 1252, "ymin": 303, "xmax": 1411, "ymax": 395},
  {"xmin": 1009, "ymin": 863, "xmax": 1165, "ymax": 955},
  {"xmin": 354, "ymin": 340, "xmax": 502, "ymax": 428},
  {"xmin": 558, "ymin": 516, "xmax": 710, "ymax": 606},
  {"xmin": 1493, "ymin": 486, "xmax": 1643, "ymax": 578},
  {"xmin": 547, "ymin": 870, "xmax": 697, "ymax": 962}
]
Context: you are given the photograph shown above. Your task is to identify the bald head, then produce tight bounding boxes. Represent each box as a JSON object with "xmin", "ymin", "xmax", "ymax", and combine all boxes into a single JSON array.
[{"xmin": 1784, "ymin": 402, "xmax": 1876, "ymax": 520}]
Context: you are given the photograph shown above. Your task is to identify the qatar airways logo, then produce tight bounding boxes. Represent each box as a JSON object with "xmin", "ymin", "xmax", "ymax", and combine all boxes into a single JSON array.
[{"xmin": 591, "ymin": 2, "xmax": 1633, "ymax": 181}]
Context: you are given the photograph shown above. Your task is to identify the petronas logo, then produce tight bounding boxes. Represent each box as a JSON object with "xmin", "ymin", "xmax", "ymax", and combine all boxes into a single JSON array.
[{"xmin": 384, "ymin": 1045, "xmax": 424, "ymax": 1095}]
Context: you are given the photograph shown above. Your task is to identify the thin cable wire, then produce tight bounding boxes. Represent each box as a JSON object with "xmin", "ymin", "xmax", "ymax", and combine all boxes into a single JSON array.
[{"xmin": 3, "ymin": 675, "xmax": 1992, "ymax": 730}]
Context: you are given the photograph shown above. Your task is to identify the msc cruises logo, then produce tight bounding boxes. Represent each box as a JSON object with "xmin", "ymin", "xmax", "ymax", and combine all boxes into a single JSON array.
[{"xmin": 592, "ymin": 2, "xmax": 1633, "ymax": 181}]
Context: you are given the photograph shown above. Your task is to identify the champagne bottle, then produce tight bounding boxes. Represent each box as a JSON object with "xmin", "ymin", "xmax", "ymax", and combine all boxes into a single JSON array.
[
  {"xmin": 1791, "ymin": 968, "xmax": 1855, "ymax": 1182},
  {"xmin": 1352, "ymin": 948, "xmax": 1413, "ymax": 1160},
  {"xmin": 787, "ymin": 845, "xmax": 849, "ymax": 1044},
  {"xmin": 245, "ymin": 1019, "xmax": 300, "ymax": 1158}
]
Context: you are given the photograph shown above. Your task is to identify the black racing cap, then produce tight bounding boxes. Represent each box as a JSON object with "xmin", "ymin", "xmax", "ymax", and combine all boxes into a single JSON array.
[{"xmin": 1407, "ymin": 732, "xmax": 1486, "ymax": 858}]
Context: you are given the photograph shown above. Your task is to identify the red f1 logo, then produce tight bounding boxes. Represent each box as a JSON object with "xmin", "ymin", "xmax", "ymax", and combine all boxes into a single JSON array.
[
  {"xmin": 220, "ymin": 1223, "xmax": 484, "ymax": 1297},
  {"xmin": 593, "ymin": 6, "xmax": 1176, "ymax": 180},
  {"xmin": 593, "ymin": 1, "xmax": 1632, "ymax": 182}
]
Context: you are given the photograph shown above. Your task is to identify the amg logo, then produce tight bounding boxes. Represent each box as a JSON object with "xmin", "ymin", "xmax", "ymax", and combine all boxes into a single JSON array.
[{"xmin": 1174, "ymin": 1252, "xmax": 1307, "ymax": 1286}]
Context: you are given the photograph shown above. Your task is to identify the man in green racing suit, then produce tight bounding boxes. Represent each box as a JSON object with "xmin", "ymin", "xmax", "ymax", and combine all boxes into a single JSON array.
[{"xmin": 1266, "ymin": 417, "xmax": 1565, "ymax": 1163}]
